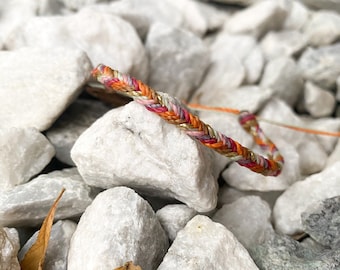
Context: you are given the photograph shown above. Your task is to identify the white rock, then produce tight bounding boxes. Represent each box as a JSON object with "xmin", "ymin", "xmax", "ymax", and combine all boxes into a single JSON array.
[
  {"xmin": 68, "ymin": 187, "xmax": 169, "ymax": 270},
  {"xmin": 222, "ymin": 139, "xmax": 300, "ymax": 191},
  {"xmin": 244, "ymin": 45, "xmax": 264, "ymax": 84},
  {"xmin": 157, "ymin": 215, "xmax": 259, "ymax": 270},
  {"xmin": 195, "ymin": 1, "xmax": 229, "ymax": 32},
  {"xmin": 46, "ymin": 99, "xmax": 109, "ymax": 166},
  {"xmin": 303, "ymin": 10, "xmax": 340, "ymax": 47},
  {"xmin": 19, "ymin": 220, "xmax": 77, "ymax": 270},
  {"xmin": 203, "ymin": 0, "xmax": 262, "ymax": 5},
  {"xmin": 299, "ymin": 0, "xmax": 340, "ymax": 12},
  {"xmin": 59, "ymin": 0, "xmax": 109, "ymax": 10},
  {"xmin": 303, "ymin": 81, "xmax": 336, "ymax": 117},
  {"xmin": 156, "ymin": 204, "xmax": 196, "ymax": 241},
  {"xmin": 6, "ymin": 9, "xmax": 148, "ymax": 81},
  {"xmin": 0, "ymin": 47, "xmax": 91, "ymax": 131},
  {"xmin": 283, "ymin": 1, "xmax": 310, "ymax": 30},
  {"xmin": 0, "ymin": 168, "xmax": 94, "ymax": 227},
  {"xmin": 258, "ymin": 99, "xmax": 329, "ymax": 175},
  {"xmin": 0, "ymin": 127, "xmax": 55, "ymax": 190},
  {"xmin": 213, "ymin": 196, "xmax": 274, "ymax": 249},
  {"xmin": 0, "ymin": 227, "xmax": 20, "ymax": 270},
  {"xmin": 224, "ymin": 0, "xmax": 289, "ymax": 38},
  {"xmin": 337, "ymin": 76, "xmax": 340, "ymax": 101},
  {"xmin": 273, "ymin": 161, "xmax": 340, "ymax": 235},
  {"xmin": 260, "ymin": 30, "xmax": 307, "ymax": 60},
  {"xmin": 297, "ymin": 140, "xmax": 327, "ymax": 175},
  {"xmin": 327, "ymin": 139, "xmax": 340, "ymax": 167},
  {"xmin": 145, "ymin": 23, "xmax": 209, "ymax": 101},
  {"xmin": 71, "ymin": 101, "xmax": 218, "ymax": 212},
  {"xmin": 261, "ymin": 57, "xmax": 304, "ymax": 106},
  {"xmin": 298, "ymin": 44, "xmax": 340, "ymax": 89}
]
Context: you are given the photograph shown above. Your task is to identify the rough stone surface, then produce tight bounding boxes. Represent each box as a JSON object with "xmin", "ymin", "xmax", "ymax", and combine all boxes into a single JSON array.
[
  {"xmin": 299, "ymin": 0, "xmax": 340, "ymax": 12},
  {"xmin": 283, "ymin": 1, "xmax": 310, "ymax": 30},
  {"xmin": 224, "ymin": 0, "xmax": 288, "ymax": 38},
  {"xmin": 273, "ymin": 162, "xmax": 340, "ymax": 235},
  {"xmin": 6, "ymin": 9, "xmax": 148, "ymax": 82},
  {"xmin": 68, "ymin": 187, "xmax": 169, "ymax": 270},
  {"xmin": 250, "ymin": 233, "xmax": 340, "ymax": 270},
  {"xmin": 303, "ymin": 10, "xmax": 340, "ymax": 47},
  {"xmin": 0, "ymin": 47, "xmax": 91, "ymax": 131},
  {"xmin": 46, "ymin": 99, "xmax": 109, "ymax": 166},
  {"xmin": 260, "ymin": 30, "xmax": 307, "ymax": 60},
  {"xmin": 145, "ymin": 22, "xmax": 209, "ymax": 101},
  {"xmin": 19, "ymin": 220, "xmax": 77, "ymax": 270},
  {"xmin": 298, "ymin": 44, "xmax": 340, "ymax": 89},
  {"xmin": 156, "ymin": 204, "xmax": 197, "ymax": 241},
  {"xmin": 0, "ymin": 127, "xmax": 55, "ymax": 190},
  {"xmin": 71, "ymin": 101, "xmax": 218, "ymax": 212},
  {"xmin": 0, "ymin": 168, "xmax": 94, "ymax": 227},
  {"xmin": 303, "ymin": 81, "xmax": 336, "ymax": 117},
  {"xmin": 157, "ymin": 215, "xmax": 259, "ymax": 270},
  {"xmin": 260, "ymin": 57, "xmax": 304, "ymax": 106},
  {"xmin": 0, "ymin": 227, "xmax": 20, "ymax": 270},
  {"xmin": 302, "ymin": 196, "xmax": 340, "ymax": 248},
  {"xmin": 213, "ymin": 196, "xmax": 274, "ymax": 249}
]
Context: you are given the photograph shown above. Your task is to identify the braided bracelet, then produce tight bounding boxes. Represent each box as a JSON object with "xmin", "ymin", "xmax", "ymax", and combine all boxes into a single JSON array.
[{"xmin": 92, "ymin": 64, "xmax": 284, "ymax": 176}]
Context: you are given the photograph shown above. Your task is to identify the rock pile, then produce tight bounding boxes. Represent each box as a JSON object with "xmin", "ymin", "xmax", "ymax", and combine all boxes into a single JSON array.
[{"xmin": 0, "ymin": 0, "xmax": 340, "ymax": 269}]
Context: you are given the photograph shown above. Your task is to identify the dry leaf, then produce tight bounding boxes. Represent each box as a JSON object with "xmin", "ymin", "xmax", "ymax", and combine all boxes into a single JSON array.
[
  {"xmin": 20, "ymin": 188, "xmax": 66, "ymax": 270},
  {"xmin": 114, "ymin": 261, "xmax": 142, "ymax": 270}
]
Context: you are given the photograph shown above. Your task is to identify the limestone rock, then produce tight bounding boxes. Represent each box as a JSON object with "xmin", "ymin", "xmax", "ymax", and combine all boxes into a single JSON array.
[
  {"xmin": 6, "ymin": 9, "xmax": 148, "ymax": 81},
  {"xmin": 327, "ymin": 138, "xmax": 340, "ymax": 167},
  {"xmin": 298, "ymin": 44, "xmax": 340, "ymax": 89},
  {"xmin": 303, "ymin": 10, "xmax": 340, "ymax": 47},
  {"xmin": 19, "ymin": 220, "xmax": 77, "ymax": 270},
  {"xmin": 260, "ymin": 57, "xmax": 303, "ymax": 106},
  {"xmin": 0, "ymin": 168, "xmax": 94, "ymax": 227},
  {"xmin": 0, "ymin": 227, "xmax": 20, "ymax": 270},
  {"xmin": 250, "ymin": 233, "xmax": 340, "ymax": 270},
  {"xmin": 260, "ymin": 30, "xmax": 307, "ymax": 60},
  {"xmin": 213, "ymin": 196, "xmax": 274, "ymax": 249},
  {"xmin": 46, "ymin": 99, "xmax": 109, "ymax": 165},
  {"xmin": 156, "ymin": 204, "xmax": 196, "ymax": 241},
  {"xmin": 0, "ymin": 127, "xmax": 55, "ymax": 190},
  {"xmin": 68, "ymin": 187, "xmax": 169, "ymax": 270},
  {"xmin": 157, "ymin": 215, "xmax": 259, "ymax": 270},
  {"xmin": 299, "ymin": 0, "xmax": 340, "ymax": 12},
  {"xmin": 302, "ymin": 196, "xmax": 340, "ymax": 248},
  {"xmin": 71, "ymin": 101, "xmax": 218, "ymax": 212},
  {"xmin": 145, "ymin": 23, "xmax": 209, "ymax": 101},
  {"xmin": 303, "ymin": 81, "xmax": 336, "ymax": 117},
  {"xmin": 273, "ymin": 162, "xmax": 340, "ymax": 235},
  {"xmin": 224, "ymin": 0, "xmax": 288, "ymax": 38},
  {"xmin": 0, "ymin": 47, "xmax": 91, "ymax": 131},
  {"xmin": 283, "ymin": 1, "xmax": 310, "ymax": 31}
]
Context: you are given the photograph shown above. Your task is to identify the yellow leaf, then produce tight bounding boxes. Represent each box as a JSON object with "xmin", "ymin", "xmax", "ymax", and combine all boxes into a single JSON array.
[
  {"xmin": 114, "ymin": 261, "xmax": 142, "ymax": 270},
  {"xmin": 20, "ymin": 188, "xmax": 66, "ymax": 270}
]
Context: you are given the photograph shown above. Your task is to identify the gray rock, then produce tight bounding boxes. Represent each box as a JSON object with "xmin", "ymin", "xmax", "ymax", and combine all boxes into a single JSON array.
[
  {"xmin": 71, "ymin": 101, "xmax": 218, "ymax": 212},
  {"xmin": 213, "ymin": 196, "xmax": 274, "ymax": 249},
  {"xmin": 0, "ymin": 127, "xmax": 55, "ymax": 190},
  {"xmin": 19, "ymin": 220, "xmax": 77, "ymax": 270},
  {"xmin": 299, "ymin": 0, "xmax": 340, "ymax": 12},
  {"xmin": 0, "ymin": 168, "xmax": 94, "ymax": 227},
  {"xmin": 298, "ymin": 44, "xmax": 340, "ymax": 89},
  {"xmin": 6, "ymin": 9, "xmax": 148, "ymax": 82},
  {"xmin": 337, "ymin": 76, "xmax": 340, "ymax": 101},
  {"xmin": 302, "ymin": 196, "xmax": 340, "ymax": 248},
  {"xmin": 68, "ymin": 187, "xmax": 169, "ymax": 270},
  {"xmin": 283, "ymin": 1, "xmax": 310, "ymax": 31},
  {"xmin": 145, "ymin": 23, "xmax": 209, "ymax": 101},
  {"xmin": 260, "ymin": 57, "xmax": 304, "ymax": 106},
  {"xmin": 157, "ymin": 215, "xmax": 259, "ymax": 270},
  {"xmin": 156, "ymin": 204, "xmax": 196, "ymax": 241},
  {"xmin": 327, "ymin": 138, "xmax": 340, "ymax": 167},
  {"xmin": 250, "ymin": 233, "xmax": 340, "ymax": 270},
  {"xmin": 303, "ymin": 10, "xmax": 340, "ymax": 47},
  {"xmin": 0, "ymin": 47, "xmax": 91, "ymax": 131},
  {"xmin": 303, "ymin": 81, "xmax": 336, "ymax": 117},
  {"xmin": 224, "ymin": 0, "xmax": 289, "ymax": 38},
  {"xmin": 260, "ymin": 30, "xmax": 307, "ymax": 60},
  {"xmin": 46, "ymin": 99, "xmax": 109, "ymax": 166},
  {"xmin": 273, "ymin": 162, "xmax": 340, "ymax": 235},
  {"xmin": 0, "ymin": 227, "xmax": 20, "ymax": 270}
]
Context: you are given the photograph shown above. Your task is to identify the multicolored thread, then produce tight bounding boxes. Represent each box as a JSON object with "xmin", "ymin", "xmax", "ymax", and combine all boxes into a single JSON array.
[{"xmin": 92, "ymin": 64, "xmax": 284, "ymax": 176}]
